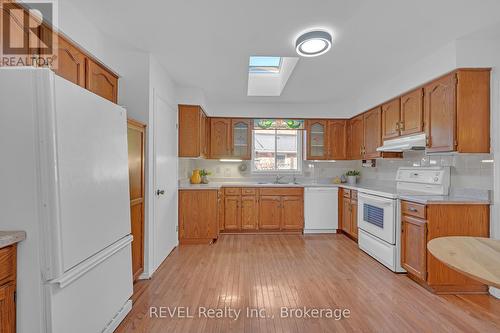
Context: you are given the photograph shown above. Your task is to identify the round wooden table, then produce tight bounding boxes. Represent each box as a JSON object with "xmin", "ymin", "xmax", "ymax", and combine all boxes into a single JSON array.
[{"xmin": 427, "ymin": 237, "xmax": 500, "ymax": 289}]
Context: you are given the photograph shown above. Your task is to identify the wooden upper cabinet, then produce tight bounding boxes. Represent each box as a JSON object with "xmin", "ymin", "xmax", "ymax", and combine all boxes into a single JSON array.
[
  {"xmin": 178, "ymin": 105, "xmax": 208, "ymax": 158},
  {"xmin": 400, "ymin": 88, "xmax": 424, "ymax": 136},
  {"xmin": 259, "ymin": 196, "xmax": 281, "ymax": 230},
  {"xmin": 363, "ymin": 107, "xmax": 382, "ymax": 159},
  {"xmin": 281, "ymin": 196, "xmax": 304, "ymax": 230},
  {"xmin": 424, "ymin": 73, "xmax": 456, "ymax": 152},
  {"xmin": 328, "ymin": 120, "xmax": 347, "ymax": 160},
  {"xmin": 39, "ymin": 26, "xmax": 85, "ymax": 87},
  {"xmin": 455, "ymin": 69, "xmax": 490, "ymax": 153},
  {"xmin": 210, "ymin": 118, "xmax": 231, "ymax": 158},
  {"xmin": 401, "ymin": 215, "xmax": 427, "ymax": 281},
  {"xmin": 85, "ymin": 58, "xmax": 118, "ymax": 103},
  {"xmin": 241, "ymin": 195, "xmax": 258, "ymax": 230},
  {"xmin": 348, "ymin": 115, "xmax": 364, "ymax": 160},
  {"xmin": 306, "ymin": 120, "xmax": 329, "ymax": 160},
  {"xmin": 381, "ymin": 99, "xmax": 401, "ymax": 140},
  {"xmin": 231, "ymin": 119, "xmax": 252, "ymax": 160}
]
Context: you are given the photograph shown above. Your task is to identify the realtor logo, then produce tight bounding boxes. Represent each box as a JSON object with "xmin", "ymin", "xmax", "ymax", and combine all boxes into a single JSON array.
[{"xmin": 1, "ymin": 1, "xmax": 55, "ymax": 66}]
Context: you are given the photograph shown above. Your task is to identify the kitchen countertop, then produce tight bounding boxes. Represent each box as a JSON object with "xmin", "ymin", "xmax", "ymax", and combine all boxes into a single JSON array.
[
  {"xmin": 179, "ymin": 181, "xmax": 490, "ymax": 204},
  {"xmin": 0, "ymin": 231, "xmax": 26, "ymax": 248}
]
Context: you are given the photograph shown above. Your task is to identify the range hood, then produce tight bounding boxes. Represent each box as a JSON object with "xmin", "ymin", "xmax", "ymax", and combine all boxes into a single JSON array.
[{"xmin": 376, "ymin": 133, "xmax": 426, "ymax": 152}]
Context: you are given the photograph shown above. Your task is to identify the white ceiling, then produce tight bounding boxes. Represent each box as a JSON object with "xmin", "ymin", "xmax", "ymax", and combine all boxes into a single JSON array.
[{"xmin": 67, "ymin": 0, "xmax": 500, "ymax": 114}]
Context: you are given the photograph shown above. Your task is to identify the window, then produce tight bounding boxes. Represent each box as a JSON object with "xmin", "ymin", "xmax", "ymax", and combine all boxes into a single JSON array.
[
  {"xmin": 252, "ymin": 128, "xmax": 302, "ymax": 173},
  {"xmin": 249, "ymin": 56, "xmax": 282, "ymax": 74}
]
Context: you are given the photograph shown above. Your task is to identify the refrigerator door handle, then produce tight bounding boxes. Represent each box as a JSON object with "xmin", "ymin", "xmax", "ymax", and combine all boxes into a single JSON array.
[{"xmin": 49, "ymin": 235, "xmax": 132, "ymax": 289}]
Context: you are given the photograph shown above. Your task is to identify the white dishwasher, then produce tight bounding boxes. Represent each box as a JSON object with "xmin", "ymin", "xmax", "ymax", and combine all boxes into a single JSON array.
[{"xmin": 304, "ymin": 187, "xmax": 339, "ymax": 233}]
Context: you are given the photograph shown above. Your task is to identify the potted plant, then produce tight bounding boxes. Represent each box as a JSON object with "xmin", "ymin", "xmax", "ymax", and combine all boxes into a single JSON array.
[
  {"xmin": 200, "ymin": 169, "xmax": 212, "ymax": 184},
  {"xmin": 345, "ymin": 170, "xmax": 360, "ymax": 185}
]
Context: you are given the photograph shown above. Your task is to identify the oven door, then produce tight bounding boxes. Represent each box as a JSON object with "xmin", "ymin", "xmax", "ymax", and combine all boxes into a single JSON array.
[{"xmin": 357, "ymin": 193, "xmax": 396, "ymax": 244}]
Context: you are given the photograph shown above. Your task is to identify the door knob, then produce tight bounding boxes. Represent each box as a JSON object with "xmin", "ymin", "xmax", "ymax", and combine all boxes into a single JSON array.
[{"xmin": 156, "ymin": 189, "xmax": 165, "ymax": 196}]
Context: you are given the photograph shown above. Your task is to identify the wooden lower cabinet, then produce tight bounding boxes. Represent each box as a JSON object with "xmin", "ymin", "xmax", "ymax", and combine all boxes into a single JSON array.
[
  {"xmin": 0, "ymin": 245, "xmax": 17, "ymax": 333},
  {"xmin": 339, "ymin": 189, "xmax": 358, "ymax": 240},
  {"xmin": 178, "ymin": 190, "xmax": 218, "ymax": 244},
  {"xmin": 224, "ymin": 196, "xmax": 241, "ymax": 230},
  {"xmin": 401, "ymin": 215, "xmax": 427, "ymax": 281},
  {"xmin": 219, "ymin": 187, "xmax": 304, "ymax": 233},
  {"xmin": 241, "ymin": 196, "xmax": 258, "ymax": 230},
  {"xmin": 258, "ymin": 196, "xmax": 282, "ymax": 230},
  {"xmin": 341, "ymin": 196, "xmax": 351, "ymax": 234},
  {"xmin": 401, "ymin": 201, "xmax": 490, "ymax": 293},
  {"xmin": 281, "ymin": 196, "xmax": 304, "ymax": 230}
]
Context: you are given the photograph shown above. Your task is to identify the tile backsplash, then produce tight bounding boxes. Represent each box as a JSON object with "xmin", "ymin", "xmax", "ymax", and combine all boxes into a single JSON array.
[{"xmin": 179, "ymin": 151, "xmax": 494, "ymax": 189}]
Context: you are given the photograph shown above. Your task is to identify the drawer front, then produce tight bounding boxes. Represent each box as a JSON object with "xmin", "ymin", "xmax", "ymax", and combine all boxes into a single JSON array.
[
  {"xmin": 0, "ymin": 246, "xmax": 15, "ymax": 284},
  {"xmin": 259, "ymin": 187, "xmax": 303, "ymax": 196},
  {"xmin": 343, "ymin": 189, "xmax": 351, "ymax": 198},
  {"xmin": 401, "ymin": 201, "xmax": 426, "ymax": 219},
  {"xmin": 224, "ymin": 187, "xmax": 241, "ymax": 196},
  {"xmin": 241, "ymin": 188, "xmax": 257, "ymax": 195},
  {"xmin": 351, "ymin": 190, "xmax": 358, "ymax": 200}
]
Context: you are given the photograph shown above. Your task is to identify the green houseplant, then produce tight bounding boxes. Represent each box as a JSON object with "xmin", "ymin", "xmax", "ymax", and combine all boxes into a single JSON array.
[
  {"xmin": 345, "ymin": 170, "xmax": 360, "ymax": 185},
  {"xmin": 200, "ymin": 169, "xmax": 212, "ymax": 184}
]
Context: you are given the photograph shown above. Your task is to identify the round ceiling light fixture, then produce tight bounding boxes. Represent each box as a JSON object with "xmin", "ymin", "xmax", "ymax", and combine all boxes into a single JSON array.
[{"xmin": 295, "ymin": 30, "xmax": 332, "ymax": 57}]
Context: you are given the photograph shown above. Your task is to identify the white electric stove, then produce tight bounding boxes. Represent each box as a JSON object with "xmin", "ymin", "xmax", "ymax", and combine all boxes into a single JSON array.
[{"xmin": 357, "ymin": 167, "xmax": 450, "ymax": 272}]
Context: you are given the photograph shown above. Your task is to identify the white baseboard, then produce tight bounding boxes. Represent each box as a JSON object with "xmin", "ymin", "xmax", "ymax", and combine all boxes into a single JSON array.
[
  {"xmin": 103, "ymin": 299, "xmax": 132, "ymax": 333},
  {"xmin": 138, "ymin": 272, "xmax": 152, "ymax": 280},
  {"xmin": 490, "ymin": 287, "xmax": 500, "ymax": 299}
]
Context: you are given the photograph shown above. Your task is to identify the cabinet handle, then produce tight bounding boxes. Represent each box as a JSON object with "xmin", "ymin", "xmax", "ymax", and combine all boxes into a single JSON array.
[
  {"xmin": 408, "ymin": 207, "xmax": 418, "ymax": 212},
  {"xmin": 399, "ymin": 121, "xmax": 405, "ymax": 131}
]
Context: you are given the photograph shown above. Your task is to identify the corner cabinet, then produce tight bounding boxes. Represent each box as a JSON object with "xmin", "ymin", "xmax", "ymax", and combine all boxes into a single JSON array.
[
  {"xmin": 178, "ymin": 105, "xmax": 209, "ymax": 158},
  {"xmin": 363, "ymin": 107, "xmax": 382, "ymax": 159},
  {"xmin": 178, "ymin": 190, "xmax": 218, "ymax": 244},
  {"xmin": 424, "ymin": 69, "xmax": 490, "ymax": 153},
  {"xmin": 348, "ymin": 115, "xmax": 364, "ymax": 160},
  {"xmin": 328, "ymin": 120, "xmax": 347, "ymax": 160}
]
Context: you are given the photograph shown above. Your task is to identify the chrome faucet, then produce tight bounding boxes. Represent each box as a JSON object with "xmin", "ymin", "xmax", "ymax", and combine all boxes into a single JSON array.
[{"xmin": 274, "ymin": 174, "xmax": 285, "ymax": 184}]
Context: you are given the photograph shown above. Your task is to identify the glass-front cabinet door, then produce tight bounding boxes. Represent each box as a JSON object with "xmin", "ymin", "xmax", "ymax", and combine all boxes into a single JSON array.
[
  {"xmin": 306, "ymin": 120, "xmax": 329, "ymax": 160},
  {"xmin": 231, "ymin": 119, "xmax": 252, "ymax": 159}
]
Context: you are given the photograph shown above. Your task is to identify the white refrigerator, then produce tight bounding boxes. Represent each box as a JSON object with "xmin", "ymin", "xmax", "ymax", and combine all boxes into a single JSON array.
[{"xmin": 0, "ymin": 68, "xmax": 133, "ymax": 333}]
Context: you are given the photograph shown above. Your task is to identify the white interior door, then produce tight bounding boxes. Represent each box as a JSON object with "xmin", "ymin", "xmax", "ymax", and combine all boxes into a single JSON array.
[{"xmin": 153, "ymin": 92, "xmax": 178, "ymax": 269}]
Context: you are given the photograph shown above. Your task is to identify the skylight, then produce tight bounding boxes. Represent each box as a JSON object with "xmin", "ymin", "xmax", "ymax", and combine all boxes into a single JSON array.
[{"xmin": 249, "ymin": 56, "xmax": 282, "ymax": 74}]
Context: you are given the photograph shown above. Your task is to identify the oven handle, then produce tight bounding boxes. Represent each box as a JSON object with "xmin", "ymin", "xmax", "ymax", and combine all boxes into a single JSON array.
[{"xmin": 358, "ymin": 193, "xmax": 395, "ymax": 206}]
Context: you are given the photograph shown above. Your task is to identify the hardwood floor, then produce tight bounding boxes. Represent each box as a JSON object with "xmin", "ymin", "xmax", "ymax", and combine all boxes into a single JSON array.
[{"xmin": 116, "ymin": 234, "xmax": 500, "ymax": 333}]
